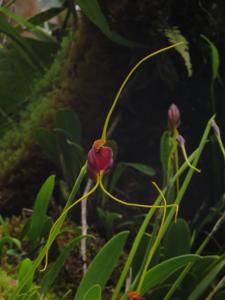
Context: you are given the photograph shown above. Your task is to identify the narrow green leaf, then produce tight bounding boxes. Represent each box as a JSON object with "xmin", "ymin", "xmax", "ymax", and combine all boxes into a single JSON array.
[
  {"xmin": 163, "ymin": 218, "xmax": 191, "ymax": 259},
  {"xmin": 140, "ymin": 254, "xmax": 201, "ymax": 295},
  {"xmin": 62, "ymin": 290, "xmax": 73, "ymax": 300},
  {"xmin": 41, "ymin": 235, "xmax": 90, "ymax": 294},
  {"xmin": 55, "ymin": 109, "xmax": 82, "ymax": 143},
  {"xmin": 76, "ymin": 0, "xmax": 141, "ymax": 48},
  {"xmin": 201, "ymin": 34, "xmax": 219, "ymax": 81},
  {"xmin": 26, "ymin": 291, "xmax": 41, "ymax": 300},
  {"xmin": 28, "ymin": 175, "xmax": 55, "ymax": 247},
  {"xmin": 0, "ymin": 15, "xmax": 38, "ymax": 69},
  {"xmin": 18, "ymin": 258, "xmax": 33, "ymax": 294},
  {"xmin": 187, "ymin": 257, "xmax": 225, "ymax": 300},
  {"xmin": 131, "ymin": 233, "xmax": 151, "ymax": 277},
  {"xmin": 122, "ymin": 162, "xmax": 155, "ymax": 177},
  {"xmin": 83, "ymin": 284, "xmax": 102, "ymax": 300},
  {"xmin": 74, "ymin": 231, "xmax": 129, "ymax": 300},
  {"xmin": 0, "ymin": 6, "xmax": 54, "ymax": 43},
  {"xmin": 109, "ymin": 162, "xmax": 155, "ymax": 192},
  {"xmin": 29, "ymin": 7, "xmax": 65, "ymax": 25}
]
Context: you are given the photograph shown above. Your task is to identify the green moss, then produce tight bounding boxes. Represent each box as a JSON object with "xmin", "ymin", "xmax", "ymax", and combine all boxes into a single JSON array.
[
  {"xmin": 0, "ymin": 34, "xmax": 75, "ymax": 179},
  {"xmin": 0, "ymin": 269, "xmax": 17, "ymax": 299}
]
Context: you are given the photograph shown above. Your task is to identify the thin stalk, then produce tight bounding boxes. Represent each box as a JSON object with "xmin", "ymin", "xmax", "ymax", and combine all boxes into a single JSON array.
[
  {"xmin": 113, "ymin": 149, "xmax": 198, "ymax": 300},
  {"xmin": 81, "ymin": 179, "xmax": 93, "ymax": 274},
  {"xmin": 101, "ymin": 42, "xmax": 183, "ymax": 141},
  {"xmin": 41, "ymin": 174, "xmax": 99, "ymax": 271},
  {"xmin": 136, "ymin": 183, "xmax": 167, "ymax": 293},
  {"xmin": 205, "ymin": 274, "xmax": 225, "ymax": 300},
  {"xmin": 163, "ymin": 117, "xmax": 215, "ymax": 300},
  {"xmin": 137, "ymin": 115, "xmax": 213, "ymax": 298}
]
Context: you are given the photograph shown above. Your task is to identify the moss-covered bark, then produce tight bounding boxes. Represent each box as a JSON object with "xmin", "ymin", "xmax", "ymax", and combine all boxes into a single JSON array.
[{"xmin": 0, "ymin": 14, "xmax": 130, "ymax": 212}]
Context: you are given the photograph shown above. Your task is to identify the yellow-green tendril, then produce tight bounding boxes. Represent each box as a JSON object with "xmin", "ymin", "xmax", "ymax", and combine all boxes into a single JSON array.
[
  {"xmin": 180, "ymin": 145, "xmax": 201, "ymax": 173},
  {"xmin": 101, "ymin": 42, "xmax": 184, "ymax": 141},
  {"xmin": 137, "ymin": 181, "xmax": 167, "ymax": 293},
  {"xmin": 99, "ymin": 172, "xmax": 178, "ymax": 221},
  {"xmin": 40, "ymin": 176, "xmax": 100, "ymax": 272}
]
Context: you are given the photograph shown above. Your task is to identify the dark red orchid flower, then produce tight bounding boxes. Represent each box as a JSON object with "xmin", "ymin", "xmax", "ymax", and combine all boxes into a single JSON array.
[
  {"xmin": 127, "ymin": 291, "xmax": 145, "ymax": 300},
  {"xmin": 87, "ymin": 139, "xmax": 113, "ymax": 180}
]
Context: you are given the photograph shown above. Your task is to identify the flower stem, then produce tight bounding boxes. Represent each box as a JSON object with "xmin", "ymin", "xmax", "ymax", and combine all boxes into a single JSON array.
[{"xmin": 101, "ymin": 42, "xmax": 183, "ymax": 141}]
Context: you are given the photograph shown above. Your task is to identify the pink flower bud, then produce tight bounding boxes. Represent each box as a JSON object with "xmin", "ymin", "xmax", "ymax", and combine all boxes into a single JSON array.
[
  {"xmin": 176, "ymin": 134, "xmax": 186, "ymax": 147},
  {"xmin": 168, "ymin": 103, "xmax": 180, "ymax": 131},
  {"xmin": 87, "ymin": 139, "xmax": 113, "ymax": 180}
]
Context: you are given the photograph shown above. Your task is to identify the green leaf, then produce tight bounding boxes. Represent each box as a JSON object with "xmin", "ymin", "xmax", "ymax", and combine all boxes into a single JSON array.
[
  {"xmin": 83, "ymin": 284, "xmax": 102, "ymax": 300},
  {"xmin": 0, "ymin": 6, "xmax": 54, "ymax": 43},
  {"xmin": 190, "ymin": 255, "xmax": 219, "ymax": 280},
  {"xmin": 0, "ymin": 236, "xmax": 21, "ymax": 256},
  {"xmin": 74, "ymin": 231, "xmax": 129, "ymax": 300},
  {"xmin": 76, "ymin": 0, "xmax": 141, "ymax": 48},
  {"xmin": 131, "ymin": 233, "xmax": 151, "ymax": 277},
  {"xmin": 163, "ymin": 218, "xmax": 191, "ymax": 259},
  {"xmin": 29, "ymin": 7, "xmax": 65, "ymax": 25},
  {"xmin": 187, "ymin": 256, "xmax": 225, "ymax": 300},
  {"xmin": 27, "ymin": 175, "xmax": 55, "ymax": 247},
  {"xmin": 18, "ymin": 258, "xmax": 34, "ymax": 294},
  {"xmin": 140, "ymin": 254, "xmax": 201, "ymax": 295},
  {"xmin": 26, "ymin": 291, "xmax": 41, "ymax": 300},
  {"xmin": 109, "ymin": 162, "xmax": 155, "ymax": 192},
  {"xmin": 97, "ymin": 207, "xmax": 122, "ymax": 235},
  {"xmin": 122, "ymin": 162, "xmax": 155, "ymax": 177},
  {"xmin": 62, "ymin": 290, "xmax": 73, "ymax": 300},
  {"xmin": 41, "ymin": 235, "xmax": 90, "ymax": 294},
  {"xmin": 201, "ymin": 34, "xmax": 219, "ymax": 82},
  {"xmin": 55, "ymin": 109, "xmax": 82, "ymax": 143},
  {"xmin": 35, "ymin": 128, "xmax": 59, "ymax": 164},
  {"xmin": 0, "ymin": 15, "xmax": 43, "ymax": 70}
]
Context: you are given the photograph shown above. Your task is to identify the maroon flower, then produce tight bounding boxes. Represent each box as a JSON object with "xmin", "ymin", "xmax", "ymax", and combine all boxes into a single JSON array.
[
  {"xmin": 87, "ymin": 139, "xmax": 113, "ymax": 180},
  {"xmin": 168, "ymin": 103, "xmax": 180, "ymax": 131},
  {"xmin": 127, "ymin": 291, "xmax": 145, "ymax": 300}
]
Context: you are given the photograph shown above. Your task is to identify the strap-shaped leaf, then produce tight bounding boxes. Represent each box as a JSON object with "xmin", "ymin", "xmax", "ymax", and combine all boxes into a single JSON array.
[
  {"xmin": 83, "ymin": 284, "xmax": 101, "ymax": 300},
  {"xmin": 141, "ymin": 254, "xmax": 201, "ymax": 295},
  {"xmin": 76, "ymin": 0, "xmax": 141, "ymax": 48},
  {"xmin": 27, "ymin": 175, "xmax": 55, "ymax": 248},
  {"xmin": 187, "ymin": 256, "xmax": 225, "ymax": 300},
  {"xmin": 74, "ymin": 231, "xmax": 129, "ymax": 300}
]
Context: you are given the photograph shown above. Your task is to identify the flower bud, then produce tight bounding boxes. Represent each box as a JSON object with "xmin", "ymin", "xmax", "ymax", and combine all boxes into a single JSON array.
[
  {"xmin": 87, "ymin": 139, "xmax": 113, "ymax": 180},
  {"xmin": 168, "ymin": 103, "xmax": 180, "ymax": 131},
  {"xmin": 127, "ymin": 291, "xmax": 145, "ymax": 300},
  {"xmin": 176, "ymin": 134, "xmax": 186, "ymax": 147},
  {"xmin": 212, "ymin": 120, "xmax": 220, "ymax": 137}
]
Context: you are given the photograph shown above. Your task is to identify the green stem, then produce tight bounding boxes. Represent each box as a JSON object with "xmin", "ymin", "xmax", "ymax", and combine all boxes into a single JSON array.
[
  {"xmin": 137, "ymin": 193, "xmax": 167, "ymax": 293},
  {"xmin": 215, "ymin": 132, "xmax": 225, "ymax": 161},
  {"xmin": 101, "ymin": 43, "xmax": 183, "ymax": 141},
  {"xmin": 114, "ymin": 149, "xmax": 199, "ymax": 300},
  {"xmin": 163, "ymin": 116, "xmax": 215, "ymax": 300}
]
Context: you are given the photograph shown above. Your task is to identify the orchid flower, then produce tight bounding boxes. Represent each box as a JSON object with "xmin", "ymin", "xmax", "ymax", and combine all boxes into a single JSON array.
[{"xmin": 41, "ymin": 43, "xmax": 182, "ymax": 271}]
